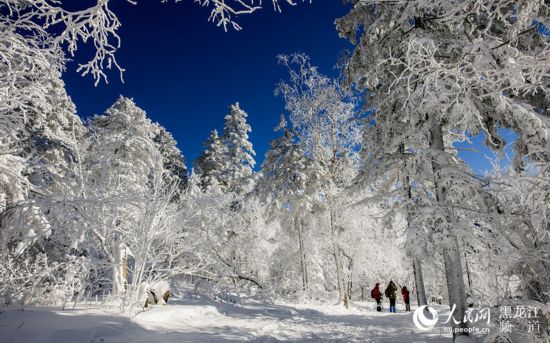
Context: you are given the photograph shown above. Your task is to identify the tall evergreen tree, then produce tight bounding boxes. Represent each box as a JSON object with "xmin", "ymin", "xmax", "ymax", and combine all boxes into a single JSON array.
[
  {"xmin": 261, "ymin": 117, "xmax": 315, "ymax": 200},
  {"xmin": 221, "ymin": 103, "xmax": 256, "ymax": 194},
  {"xmin": 152, "ymin": 125, "xmax": 188, "ymax": 193},
  {"xmin": 0, "ymin": 28, "xmax": 91, "ymax": 303},
  {"xmin": 194, "ymin": 129, "xmax": 226, "ymax": 192},
  {"xmin": 1, "ymin": 27, "xmax": 87, "ymax": 258},
  {"xmin": 86, "ymin": 96, "xmax": 166, "ymax": 193},
  {"xmin": 86, "ymin": 96, "xmax": 167, "ymax": 295},
  {"xmin": 260, "ymin": 117, "xmax": 320, "ymax": 293}
]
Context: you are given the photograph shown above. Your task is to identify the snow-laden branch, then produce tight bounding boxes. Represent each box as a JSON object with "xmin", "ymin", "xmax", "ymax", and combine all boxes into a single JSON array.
[{"xmin": 1, "ymin": 0, "xmax": 307, "ymax": 87}]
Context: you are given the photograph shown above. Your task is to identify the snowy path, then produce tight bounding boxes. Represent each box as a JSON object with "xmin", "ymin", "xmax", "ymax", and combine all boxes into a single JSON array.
[{"xmin": 0, "ymin": 297, "xmax": 465, "ymax": 342}]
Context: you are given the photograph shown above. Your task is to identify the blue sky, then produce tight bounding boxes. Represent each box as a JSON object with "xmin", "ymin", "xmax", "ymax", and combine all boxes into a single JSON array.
[
  {"xmin": 62, "ymin": 0, "xmax": 509, "ymax": 175},
  {"xmin": 454, "ymin": 129, "xmax": 516, "ymax": 175},
  {"xmin": 63, "ymin": 1, "xmax": 351, "ymax": 168}
]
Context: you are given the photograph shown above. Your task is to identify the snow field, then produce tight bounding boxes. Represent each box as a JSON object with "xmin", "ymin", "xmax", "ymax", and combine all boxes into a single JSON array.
[{"xmin": 0, "ymin": 297, "xmax": 470, "ymax": 343}]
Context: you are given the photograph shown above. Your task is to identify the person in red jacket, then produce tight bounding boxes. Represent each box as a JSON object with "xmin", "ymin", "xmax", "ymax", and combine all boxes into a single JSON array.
[
  {"xmin": 371, "ymin": 283, "xmax": 383, "ymax": 312},
  {"xmin": 401, "ymin": 285, "xmax": 411, "ymax": 311}
]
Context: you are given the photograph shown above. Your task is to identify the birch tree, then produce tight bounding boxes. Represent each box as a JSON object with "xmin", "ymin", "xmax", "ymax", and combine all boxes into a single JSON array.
[{"xmin": 276, "ymin": 53, "xmax": 362, "ymax": 307}]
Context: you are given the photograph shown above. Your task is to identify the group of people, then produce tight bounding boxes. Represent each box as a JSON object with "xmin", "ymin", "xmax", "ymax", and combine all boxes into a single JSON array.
[{"xmin": 370, "ymin": 280, "xmax": 411, "ymax": 313}]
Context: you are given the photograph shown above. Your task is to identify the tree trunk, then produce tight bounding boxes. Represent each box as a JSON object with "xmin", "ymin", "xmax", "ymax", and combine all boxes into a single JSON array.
[
  {"xmin": 404, "ymin": 187, "xmax": 428, "ymax": 306},
  {"xmin": 413, "ymin": 258, "xmax": 428, "ymax": 306},
  {"xmin": 122, "ymin": 247, "xmax": 128, "ymax": 291},
  {"xmin": 330, "ymin": 207, "xmax": 349, "ymax": 308},
  {"xmin": 400, "ymin": 142, "xmax": 428, "ymax": 307},
  {"xmin": 348, "ymin": 257, "xmax": 353, "ymax": 301},
  {"xmin": 343, "ymin": 251, "xmax": 354, "ymax": 302},
  {"xmin": 462, "ymin": 242, "xmax": 473, "ymax": 300},
  {"xmin": 296, "ymin": 215, "xmax": 309, "ymax": 291},
  {"xmin": 443, "ymin": 238, "xmax": 470, "ymax": 334},
  {"xmin": 430, "ymin": 122, "xmax": 471, "ymax": 341},
  {"xmin": 112, "ymin": 233, "xmax": 127, "ymax": 296}
]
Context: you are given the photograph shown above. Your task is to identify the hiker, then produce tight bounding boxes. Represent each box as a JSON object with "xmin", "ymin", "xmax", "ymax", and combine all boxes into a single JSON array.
[
  {"xmin": 371, "ymin": 283, "xmax": 383, "ymax": 312},
  {"xmin": 384, "ymin": 280, "xmax": 398, "ymax": 313},
  {"xmin": 401, "ymin": 285, "xmax": 411, "ymax": 311}
]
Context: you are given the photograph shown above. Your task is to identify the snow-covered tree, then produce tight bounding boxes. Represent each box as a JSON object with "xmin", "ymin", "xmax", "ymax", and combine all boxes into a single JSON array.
[
  {"xmin": 261, "ymin": 116, "xmax": 317, "ymax": 201},
  {"xmin": 220, "ymin": 103, "xmax": 256, "ymax": 195},
  {"xmin": 182, "ymin": 179, "xmax": 267, "ymax": 293},
  {"xmin": 152, "ymin": 124, "xmax": 188, "ymax": 194},
  {"xmin": 1, "ymin": 0, "xmax": 303, "ymax": 87},
  {"xmin": 260, "ymin": 116, "xmax": 321, "ymax": 294},
  {"xmin": 85, "ymin": 96, "xmax": 167, "ymax": 296},
  {"xmin": 337, "ymin": 1, "xmax": 549, "ymax": 339},
  {"xmin": 123, "ymin": 169, "xmax": 182, "ymax": 305},
  {"xmin": 276, "ymin": 53, "xmax": 363, "ymax": 307},
  {"xmin": 195, "ymin": 129, "xmax": 226, "ymax": 192},
  {"xmin": 0, "ymin": 26, "xmax": 64, "ymax": 138},
  {"xmin": 0, "ymin": 24, "xmax": 90, "ymax": 303},
  {"xmin": 87, "ymin": 96, "xmax": 164, "ymax": 192},
  {"xmin": 337, "ymin": 1, "xmax": 549, "ymax": 166},
  {"xmin": 0, "ymin": 22, "xmax": 85, "ymax": 251},
  {"xmin": 0, "ymin": 23, "xmax": 85, "ymax": 219},
  {"xmin": 482, "ymin": 165, "xmax": 549, "ymax": 342}
]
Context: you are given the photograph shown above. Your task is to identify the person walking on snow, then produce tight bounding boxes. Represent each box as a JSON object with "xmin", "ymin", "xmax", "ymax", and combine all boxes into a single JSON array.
[
  {"xmin": 401, "ymin": 285, "xmax": 411, "ymax": 311},
  {"xmin": 371, "ymin": 283, "xmax": 383, "ymax": 312},
  {"xmin": 385, "ymin": 280, "xmax": 398, "ymax": 313}
]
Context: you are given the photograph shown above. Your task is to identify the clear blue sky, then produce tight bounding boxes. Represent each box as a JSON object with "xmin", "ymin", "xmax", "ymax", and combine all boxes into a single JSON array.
[
  {"xmin": 63, "ymin": 1, "xmax": 352, "ymax": 169},
  {"xmin": 62, "ymin": 0, "xmax": 510, "ymax": 175}
]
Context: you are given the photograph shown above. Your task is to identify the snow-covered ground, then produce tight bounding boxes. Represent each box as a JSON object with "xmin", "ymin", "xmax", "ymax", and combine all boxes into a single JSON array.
[{"xmin": 0, "ymin": 295, "xmax": 491, "ymax": 342}]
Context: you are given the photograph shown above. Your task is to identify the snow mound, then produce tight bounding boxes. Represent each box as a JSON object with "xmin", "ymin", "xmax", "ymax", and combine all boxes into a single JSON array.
[
  {"xmin": 136, "ymin": 305, "xmax": 222, "ymax": 324},
  {"xmin": 151, "ymin": 280, "xmax": 170, "ymax": 296}
]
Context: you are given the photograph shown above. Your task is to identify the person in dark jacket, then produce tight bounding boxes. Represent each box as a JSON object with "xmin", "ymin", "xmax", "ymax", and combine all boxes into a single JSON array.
[
  {"xmin": 401, "ymin": 285, "xmax": 411, "ymax": 311},
  {"xmin": 371, "ymin": 283, "xmax": 383, "ymax": 312},
  {"xmin": 384, "ymin": 280, "xmax": 398, "ymax": 313}
]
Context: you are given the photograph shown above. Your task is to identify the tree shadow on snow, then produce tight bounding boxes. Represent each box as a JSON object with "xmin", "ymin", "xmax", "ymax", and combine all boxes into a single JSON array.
[
  {"xmin": 169, "ymin": 295, "xmax": 454, "ymax": 342},
  {"xmin": 0, "ymin": 306, "xmax": 257, "ymax": 343}
]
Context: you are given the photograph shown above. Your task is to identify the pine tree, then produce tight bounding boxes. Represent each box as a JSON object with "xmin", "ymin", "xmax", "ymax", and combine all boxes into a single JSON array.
[
  {"xmin": 0, "ymin": 27, "xmax": 91, "ymax": 303},
  {"xmin": 261, "ymin": 117, "xmax": 314, "ymax": 199},
  {"xmin": 0, "ymin": 27, "xmax": 87, "ymax": 258},
  {"xmin": 195, "ymin": 129, "xmax": 226, "ymax": 192},
  {"xmin": 261, "ymin": 117, "xmax": 319, "ymax": 292},
  {"xmin": 221, "ymin": 103, "xmax": 256, "ymax": 195},
  {"xmin": 152, "ymin": 125, "xmax": 188, "ymax": 193},
  {"xmin": 87, "ymin": 96, "xmax": 163, "ymax": 193},
  {"xmin": 17, "ymin": 82, "xmax": 87, "ymax": 261},
  {"xmin": 86, "ymin": 96, "xmax": 166, "ymax": 295}
]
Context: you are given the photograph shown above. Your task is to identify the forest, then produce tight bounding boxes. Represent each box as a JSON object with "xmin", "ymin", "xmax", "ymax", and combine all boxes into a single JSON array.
[{"xmin": 0, "ymin": 1, "xmax": 548, "ymax": 342}]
